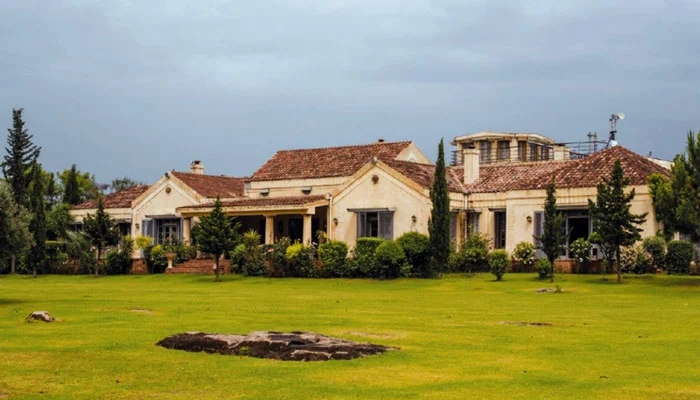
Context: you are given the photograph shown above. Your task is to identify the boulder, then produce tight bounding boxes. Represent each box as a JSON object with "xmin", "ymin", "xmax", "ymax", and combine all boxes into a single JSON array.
[
  {"xmin": 157, "ymin": 331, "xmax": 395, "ymax": 361},
  {"xmin": 535, "ymin": 288, "xmax": 556, "ymax": 293},
  {"xmin": 26, "ymin": 311, "xmax": 54, "ymax": 323}
]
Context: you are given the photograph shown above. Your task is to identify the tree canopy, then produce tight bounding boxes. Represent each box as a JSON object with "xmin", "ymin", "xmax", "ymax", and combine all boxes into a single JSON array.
[
  {"xmin": 2, "ymin": 108, "xmax": 40, "ymax": 206},
  {"xmin": 83, "ymin": 197, "xmax": 119, "ymax": 277},
  {"xmin": 539, "ymin": 179, "xmax": 565, "ymax": 282},
  {"xmin": 192, "ymin": 197, "xmax": 241, "ymax": 282},
  {"xmin": 0, "ymin": 181, "xmax": 34, "ymax": 273}
]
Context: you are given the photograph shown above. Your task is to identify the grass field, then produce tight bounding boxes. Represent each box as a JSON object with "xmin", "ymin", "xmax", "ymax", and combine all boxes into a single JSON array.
[{"xmin": 1, "ymin": 273, "xmax": 699, "ymax": 399}]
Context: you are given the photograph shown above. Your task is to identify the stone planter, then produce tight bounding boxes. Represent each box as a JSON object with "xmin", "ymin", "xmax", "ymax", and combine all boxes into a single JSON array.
[{"xmin": 165, "ymin": 252, "xmax": 178, "ymax": 269}]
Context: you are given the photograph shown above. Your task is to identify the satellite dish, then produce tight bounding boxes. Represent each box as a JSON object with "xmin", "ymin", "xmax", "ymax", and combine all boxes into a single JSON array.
[{"xmin": 617, "ymin": 112, "xmax": 625, "ymax": 120}]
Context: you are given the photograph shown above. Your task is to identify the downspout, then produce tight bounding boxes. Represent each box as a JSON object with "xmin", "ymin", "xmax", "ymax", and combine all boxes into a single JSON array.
[{"xmin": 327, "ymin": 193, "xmax": 333, "ymax": 241}]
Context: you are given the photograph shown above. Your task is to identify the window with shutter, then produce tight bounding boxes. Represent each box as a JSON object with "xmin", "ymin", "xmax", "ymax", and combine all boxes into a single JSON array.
[{"xmin": 379, "ymin": 211, "xmax": 394, "ymax": 240}]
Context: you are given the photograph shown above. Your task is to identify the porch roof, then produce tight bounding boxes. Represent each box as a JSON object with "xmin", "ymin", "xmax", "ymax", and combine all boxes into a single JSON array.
[{"xmin": 178, "ymin": 195, "xmax": 328, "ymax": 215}]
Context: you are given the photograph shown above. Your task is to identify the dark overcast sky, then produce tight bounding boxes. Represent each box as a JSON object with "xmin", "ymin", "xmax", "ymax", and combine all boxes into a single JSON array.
[{"xmin": 1, "ymin": 0, "xmax": 698, "ymax": 184}]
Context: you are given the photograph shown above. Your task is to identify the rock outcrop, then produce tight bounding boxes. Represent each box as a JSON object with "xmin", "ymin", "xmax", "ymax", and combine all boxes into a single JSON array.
[
  {"xmin": 157, "ymin": 331, "xmax": 395, "ymax": 361},
  {"xmin": 26, "ymin": 311, "xmax": 54, "ymax": 322}
]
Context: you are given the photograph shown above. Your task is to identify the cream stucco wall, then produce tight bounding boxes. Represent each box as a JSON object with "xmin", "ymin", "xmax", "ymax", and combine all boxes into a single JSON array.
[
  {"xmin": 330, "ymin": 164, "xmax": 433, "ymax": 247},
  {"xmin": 131, "ymin": 177, "xmax": 200, "ymax": 238}
]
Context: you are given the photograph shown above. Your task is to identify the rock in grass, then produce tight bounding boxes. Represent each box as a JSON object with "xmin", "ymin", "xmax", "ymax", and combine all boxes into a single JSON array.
[
  {"xmin": 157, "ymin": 331, "xmax": 396, "ymax": 361},
  {"xmin": 26, "ymin": 311, "xmax": 54, "ymax": 323},
  {"xmin": 535, "ymin": 288, "xmax": 556, "ymax": 293}
]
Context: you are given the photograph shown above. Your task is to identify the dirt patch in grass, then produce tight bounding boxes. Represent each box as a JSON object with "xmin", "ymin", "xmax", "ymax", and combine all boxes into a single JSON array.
[
  {"xmin": 129, "ymin": 308, "xmax": 153, "ymax": 315},
  {"xmin": 157, "ymin": 331, "xmax": 396, "ymax": 361},
  {"xmin": 500, "ymin": 321, "xmax": 552, "ymax": 327},
  {"xmin": 346, "ymin": 331, "xmax": 394, "ymax": 339}
]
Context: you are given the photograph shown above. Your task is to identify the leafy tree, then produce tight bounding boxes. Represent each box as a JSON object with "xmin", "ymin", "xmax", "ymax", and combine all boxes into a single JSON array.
[
  {"xmin": 47, "ymin": 203, "xmax": 72, "ymax": 241},
  {"xmin": 649, "ymin": 131, "xmax": 700, "ymax": 241},
  {"xmin": 59, "ymin": 165, "xmax": 103, "ymax": 205},
  {"xmin": 0, "ymin": 181, "xmax": 33, "ymax": 273},
  {"xmin": 27, "ymin": 162, "xmax": 47, "ymax": 278},
  {"xmin": 588, "ymin": 160, "xmax": 647, "ymax": 284},
  {"xmin": 83, "ymin": 197, "xmax": 119, "ymax": 277},
  {"xmin": 191, "ymin": 197, "xmax": 241, "ymax": 282},
  {"xmin": 2, "ymin": 108, "xmax": 41, "ymax": 206},
  {"xmin": 540, "ymin": 179, "xmax": 565, "ymax": 282},
  {"xmin": 110, "ymin": 177, "xmax": 144, "ymax": 192},
  {"xmin": 428, "ymin": 138, "xmax": 450, "ymax": 277}
]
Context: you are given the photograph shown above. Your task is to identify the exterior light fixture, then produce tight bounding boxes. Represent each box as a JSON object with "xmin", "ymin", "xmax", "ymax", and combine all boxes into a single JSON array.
[
  {"xmin": 526, "ymin": 215, "xmax": 532, "ymax": 223},
  {"xmin": 411, "ymin": 215, "xmax": 417, "ymax": 223},
  {"xmin": 333, "ymin": 218, "xmax": 339, "ymax": 226}
]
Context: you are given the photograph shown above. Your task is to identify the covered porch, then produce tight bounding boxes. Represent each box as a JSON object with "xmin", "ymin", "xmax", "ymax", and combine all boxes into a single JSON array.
[{"xmin": 178, "ymin": 195, "xmax": 330, "ymax": 245}]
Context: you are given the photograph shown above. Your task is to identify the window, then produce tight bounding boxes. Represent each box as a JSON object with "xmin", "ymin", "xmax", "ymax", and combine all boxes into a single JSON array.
[
  {"xmin": 517, "ymin": 141, "xmax": 527, "ymax": 161},
  {"xmin": 529, "ymin": 143, "xmax": 539, "ymax": 161},
  {"xmin": 450, "ymin": 213, "xmax": 458, "ymax": 244},
  {"xmin": 479, "ymin": 141, "xmax": 492, "ymax": 163},
  {"xmin": 497, "ymin": 141, "xmax": 510, "ymax": 161},
  {"xmin": 494, "ymin": 211, "xmax": 506, "ymax": 249},
  {"xmin": 357, "ymin": 211, "xmax": 394, "ymax": 240},
  {"xmin": 467, "ymin": 212, "xmax": 480, "ymax": 234},
  {"xmin": 158, "ymin": 219, "xmax": 181, "ymax": 244}
]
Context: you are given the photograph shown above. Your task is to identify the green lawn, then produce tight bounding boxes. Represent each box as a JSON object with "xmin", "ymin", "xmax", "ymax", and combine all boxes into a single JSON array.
[{"xmin": 1, "ymin": 273, "xmax": 699, "ymax": 399}]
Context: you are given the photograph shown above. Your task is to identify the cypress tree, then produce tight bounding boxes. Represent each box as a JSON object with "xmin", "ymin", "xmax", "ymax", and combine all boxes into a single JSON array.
[
  {"xmin": 83, "ymin": 197, "xmax": 119, "ymax": 277},
  {"xmin": 0, "ymin": 181, "xmax": 33, "ymax": 273},
  {"xmin": 192, "ymin": 196, "xmax": 241, "ymax": 282},
  {"xmin": 2, "ymin": 108, "xmax": 41, "ymax": 206},
  {"xmin": 428, "ymin": 138, "xmax": 450, "ymax": 277},
  {"xmin": 28, "ymin": 162, "xmax": 47, "ymax": 278},
  {"xmin": 63, "ymin": 164, "xmax": 81, "ymax": 205},
  {"xmin": 589, "ymin": 160, "xmax": 647, "ymax": 284},
  {"xmin": 540, "ymin": 179, "xmax": 565, "ymax": 282}
]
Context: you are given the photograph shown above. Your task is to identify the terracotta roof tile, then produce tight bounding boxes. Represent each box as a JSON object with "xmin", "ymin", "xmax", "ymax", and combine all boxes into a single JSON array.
[
  {"xmin": 185, "ymin": 195, "xmax": 327, "ymax": 209},
  {"xmin": 384, "ymin": 146, "xmax": 669, "ymax": 195},
  {"xmin": 73, "ymin": 185, "xmax": 150, "ymax": 210},
  {"xmin": 383, "ymin": 160, "xmax": 466, "ymax": 193},
  {"xmin": 170, "ymin": 171, "xmax": 246, "ymax": 198},
  {"xmin": 461, "ymin": 145, "xmax": 671, "ymax": 194},
  {"xmin": 249, "ymin": 141, "xmax": 412, "ymax": 181}
]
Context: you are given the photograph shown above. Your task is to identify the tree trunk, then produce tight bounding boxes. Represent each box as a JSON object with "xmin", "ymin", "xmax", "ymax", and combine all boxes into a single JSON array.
[
  {"xmin": 11, "ymin": 255, "xmax": 16, "ymax": 274},
  {"xmin": 33, "ymin": 266, "xmax": 36, "ymax": 279},
  {"xmin": 616, "ymin": 248, "xmax": 622, "ymax": 284},
  {"xmin": 95, "ymin": 248, "xmax": 100, "ymax": 277},
  {"xmin": 550, "ymin": 257, "xmax": 555, "ymax": 283},
  {"xmin": 214, "ymin": 256, "xmax": 220, "ymax": 282}
]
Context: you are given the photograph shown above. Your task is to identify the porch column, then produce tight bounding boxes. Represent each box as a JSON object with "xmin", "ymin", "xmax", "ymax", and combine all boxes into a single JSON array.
[
  {"xmin": 182, "ymin": 217, "xmax": 192, "ymax": 245},
  {"xmin": 265, "ymin": 215, "xmax": 275, "ymax": 245},
  {"xmin": 303, "ymin": 214, "xmax": 313, "ymax": 245}
]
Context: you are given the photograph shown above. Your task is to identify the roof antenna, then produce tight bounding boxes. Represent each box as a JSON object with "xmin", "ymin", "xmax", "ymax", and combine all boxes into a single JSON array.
[{"xmin": 608, "ymin": 113, "xmax": 624, "ymax": 148}]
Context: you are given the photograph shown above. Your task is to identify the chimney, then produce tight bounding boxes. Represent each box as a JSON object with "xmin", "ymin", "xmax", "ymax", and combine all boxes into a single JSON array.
[
  {"xmin": 190, "ymin": 160, "xmax": 205, "ymax": 175},
  {"xmin": 462, "ymin": 145, "xmax": 480, "ymax": 184}
]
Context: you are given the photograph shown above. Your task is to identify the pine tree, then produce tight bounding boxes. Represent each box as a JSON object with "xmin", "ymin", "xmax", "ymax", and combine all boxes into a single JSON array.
[
  {"xmin": 0, "ymin": 181, "xmax": 33, "ymax": 273},
  {"xmin": 2, "ymin": 108, "xmax": 41, "ymax": 206},
  {"xmin": 110, "ymin": 177, "xmax": 143, "ymax": 192},
  {"xmin": 428, "ymin": 138, "xmax": 450, "ymax": 277},
  {"xmin": 63, "ymin": 164, "xmax": 81, "ymax": 205},
  {"xmin": 589, "ymin": 160, "xmax": 647, "ymax": 284},
  {"xmin": 28, "ymin": 162, "xmax": 47, "ymax": 278},
  {"xmin": 649, "ymin": 130, "xmax": 700, "ymax": 240},
  {"xmin": 192, "ymin": 197, "xmax": 241, "ymax": 282},
  {"xmin": 540, "ymin": 179, "xmax": 565, "ymax": 282},
  {"xmin": 83, "ymin": 197, "xmax": 119, "ymax": 277}
]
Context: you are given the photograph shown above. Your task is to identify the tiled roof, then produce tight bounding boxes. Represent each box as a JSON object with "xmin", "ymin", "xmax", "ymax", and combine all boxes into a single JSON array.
[
  {"xmin": 459, "ymin": 145, "xmax": 671, "ymax": 194},
  {"xmin": 249, "ymin": 141, "xmax": 412, "ymax": 181},
  {"xmin": 383, "ymin": 160, "xmax": 466, "ymax": 193},
  {"xmin": 170, "ymin": 171, "xmax": 246, "ymax": 198},
  {"xmin": 73, "ymin": 185, "xmax": 150, "ymax": 210},
  {"xmin": 184, "ymin": 195, "xmax": 327, "ymax": 209},
  {"xmin": 385, "ymin": 146, "xmax": 669, "ymax": 195}
]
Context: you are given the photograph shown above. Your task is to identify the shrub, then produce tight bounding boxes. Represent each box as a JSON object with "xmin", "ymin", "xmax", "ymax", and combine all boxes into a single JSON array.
[
  {"xmin": 634, "ymin": 245, "xmax": 653, "ymax": 274},
  {"xmin": 642, "ymin": 235, "xmax": 666, "ymax": 269},
  {"xmin": 666, "ymin": 240, "xmax": 694, "ymax": 274},
  {"xmin": 512, "ymin": 242, "xmax": 536, "ymax": 271},
  {"xmin": 134, "ymin": 236, "xmax": 153, "ymax": 252},
  {"xmin": 242, "ymin": 230, "xmax": 266, "ymax": 276},
  {"xmin": 375, "ymin": 240, "xmax": 406, "ymax": 279},
  {"xmin": 618, "ymin": 246, "xmax": 638, "ymax": 274},
  {"xmin": 319, "ymin": 240, "xmax": 349, "ymax": 277},
  {"xmin": 175, "ymin": 245, "xmax": 197, "ymax": 264},
  {"xmin": 535, "ymin": 258, "xmax": 551, "ymax": 280},
  {"xmin": 354, "ymin": 237, "xmax": 384, "ymax": 278},
  {"xmin": 569, "ymin": 238, "xmax": 592, "ymax": 273},
  {"xmin": 144, "ymin": 244, "xmax": 167, "ymax": 274},
  {"xmin": 488, "ymin": 250, "xmax": 509, "ymax": 281},
  {"xmin": 266, "ymin": 237, "xmax": 290, "ymax": 277},
  {"xmin": 458, "ymin": 232, "xmax": 490, "ymax": 274},
  {"xmin": 106, "ymin": 236, "xmax": 134, "ymax": 275},
  {"xmin": 286, "ymin": 243, "xmax": 319, "ymax": 278},
  {"xmin": 230, "ymin": 243, "xmax": 246, "ymax": 273},
  {"xmin": 396, "ymin": 232, "xmax": 431, "ymax": 277}
]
